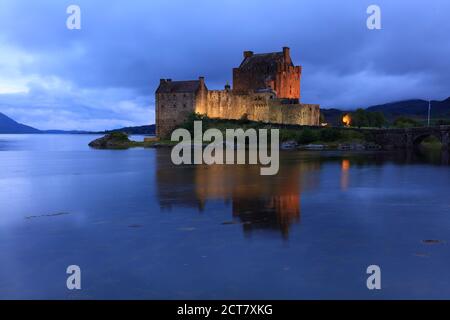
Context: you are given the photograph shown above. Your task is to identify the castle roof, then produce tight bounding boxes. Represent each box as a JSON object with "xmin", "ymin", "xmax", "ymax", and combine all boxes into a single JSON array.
[
  {"xmin": 238, "ymin": 51, "xmax": 293, "ymax": 70},
  {"xmin": 156, "ymin": 80, "xmax": 202, "ymax": 93}
]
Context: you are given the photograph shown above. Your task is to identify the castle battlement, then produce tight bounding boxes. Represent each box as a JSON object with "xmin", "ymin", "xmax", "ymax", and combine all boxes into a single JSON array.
[{"xmin": 155, "ymin": 47, "xmax": 320, "ymax": 138}]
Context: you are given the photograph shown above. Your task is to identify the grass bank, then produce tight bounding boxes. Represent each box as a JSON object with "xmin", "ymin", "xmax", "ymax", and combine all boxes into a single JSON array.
[{"xmin": 176, "ymin": 113, "xmax": 372, "ymax": 148}]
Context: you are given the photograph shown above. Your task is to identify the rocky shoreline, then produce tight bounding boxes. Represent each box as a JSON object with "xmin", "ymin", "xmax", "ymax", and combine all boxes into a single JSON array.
[
  {"xmin": 88, "ymin": 132, "xmax": 173, "ymax": 149},
  {"xmin": 89, "ymin": 133, "xmax": 384, "ymax": 151}
]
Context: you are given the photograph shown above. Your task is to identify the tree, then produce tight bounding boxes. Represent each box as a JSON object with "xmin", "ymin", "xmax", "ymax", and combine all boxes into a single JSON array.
[
  {"xmin": 351, "ymin": 109, "xmax": 385, "ymax": 128},
  {"xmin": 369, "ymin": 111, "xmax": 386, "ymax": 128},
  {"xmin": 320, "ymin": 128, "xmax": 341, "ymax": 142},
  {"xmin": 393, "ymin": 117, "xmax": 422, "ymax": 128},
  {"xmin": 299, "ymin": 128, "xmax": 319, "ymax": 144},
  {"xmin": 238, "ymin": 113, "xmax": 250, "ymax": 124},
  {"xmin": 352, "ymin": 108, "xmax": 369, "ymax": 128},
  {"xmin": 319, "ymin": 112, "xmax": 326, "ymax": 124}
]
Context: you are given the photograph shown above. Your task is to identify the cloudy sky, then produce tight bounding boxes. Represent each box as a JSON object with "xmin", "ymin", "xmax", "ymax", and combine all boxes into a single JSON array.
[{"xmin": 0, "ymin": 0, "xmax": 449, "ymax": 130}]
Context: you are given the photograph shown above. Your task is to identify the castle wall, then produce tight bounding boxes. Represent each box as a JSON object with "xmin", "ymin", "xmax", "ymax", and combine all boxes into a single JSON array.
[
  {"xmin": 275, "ymin": 65, "xmax": 302, "ymax": 100},
  {"xmin": 195, "ymin": 90, "xmax": 320, "ymax": 127},
  {"xmin": 233, "ymin": 65, "xmax": 301, "ymax": 100},
  {"xmin": 199, "ymin": 90, "xmax": 271, "ymax": 121},
  {"xmin": 156, "ymin": 92, "xmax": 197, "ymax": 137},
  {"xmin": 233, "ymin": 68, "xmax": 267, "ymax": 94},
  {"xmin": 271, "ymin": 103, "xmax": 320, "ymax": 126}
]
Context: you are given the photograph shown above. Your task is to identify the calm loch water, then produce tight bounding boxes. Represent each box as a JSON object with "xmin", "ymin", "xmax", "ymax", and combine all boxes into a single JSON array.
[{"xmin": 0, "ymin": 134, "xmax": 449, "ymax": 299}]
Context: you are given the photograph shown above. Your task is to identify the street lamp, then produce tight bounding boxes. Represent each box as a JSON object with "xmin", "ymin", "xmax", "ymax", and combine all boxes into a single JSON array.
[{"xmin": 427, "ymin": 100, "xmax": 431, "ymax": 127}]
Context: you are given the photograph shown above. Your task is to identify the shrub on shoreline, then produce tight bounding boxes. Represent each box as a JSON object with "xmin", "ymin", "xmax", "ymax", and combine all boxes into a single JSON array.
[{"xmin": 177, "ymin": 113, "xmax": 369, "ymax": 145}]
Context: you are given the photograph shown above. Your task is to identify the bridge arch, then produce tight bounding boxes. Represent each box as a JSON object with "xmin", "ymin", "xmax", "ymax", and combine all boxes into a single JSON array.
[
  {"xmin": 412, "ymin": 132, "xmax": 442, "ymax": 147},
  {"xmin": 355, "ymin": 126, "xmax": 449, "ymax": 150}
]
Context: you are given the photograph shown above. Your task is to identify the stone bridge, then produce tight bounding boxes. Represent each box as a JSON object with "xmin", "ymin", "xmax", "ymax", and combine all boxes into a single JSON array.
[{"xmin": 357, "ymin": 126, "xmax": 450, "ymax": 150}]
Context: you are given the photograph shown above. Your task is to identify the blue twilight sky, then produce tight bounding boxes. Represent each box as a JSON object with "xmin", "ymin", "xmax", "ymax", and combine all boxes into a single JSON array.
[{"xmin": 0, "ymin": 0, "xmax": 449, "ymax": 130}]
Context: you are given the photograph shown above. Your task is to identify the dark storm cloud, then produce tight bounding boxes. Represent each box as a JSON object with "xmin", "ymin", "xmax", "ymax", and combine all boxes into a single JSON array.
[{"xmin": 0, "ymin": 0, "xmax": 449, "ymax": 130}]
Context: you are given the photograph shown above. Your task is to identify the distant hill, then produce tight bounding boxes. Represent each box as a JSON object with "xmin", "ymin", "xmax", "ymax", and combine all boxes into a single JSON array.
[
  {"xmin": 322, "ymin": 97, "xmax": 450, "ymax": 126},
  {"xmin": 0, "ymin": 111, "xmax": 156, "ymax": 135},
  {"xmin": 0, "ymin": 112, "xmax": 41, "ymax": 134},
  {"xmin": 45, "ymin": 124, "xmax": 156, "ymax": 135},
  {"xmin": 366, "ymin": 97, "xmax": 450, "ymax": 122},
  {"xmin": 3, "ymin": 97, "xmax": 449, "ymax": 134},
  {"xmin": 42, "ymin": 129, "xmax": 91, "ymax": 134},
  {"xmin": 101, "ymin": 124, "xmax": 155, "ymax": 135}
]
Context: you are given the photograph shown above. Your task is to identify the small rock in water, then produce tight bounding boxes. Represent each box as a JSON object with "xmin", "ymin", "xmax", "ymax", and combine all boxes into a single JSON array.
[
  {"xmin": 88, "ymin": 132, "xmax": 132, "ymax": 149},
  {"xmin": 422, "ymin": 239, "xmax": 444, "ymax": 244},
  {"xmin": 26, "ymin": 212, "xmax": 70, "ymax": 219},
  {"xmin": 304, "ymin": 144, "xmax": 325, "ymax": 150},
  {"xmin": 221, "ymin": 221, "xmax": 238, "ymax": 225},
  {"xmin": 128, "ymin": 224, "xmax": 143, "ymax": 228},
  {"xmin": 281, "ymin": 140, "xmax": 298, "ymax": 150}
]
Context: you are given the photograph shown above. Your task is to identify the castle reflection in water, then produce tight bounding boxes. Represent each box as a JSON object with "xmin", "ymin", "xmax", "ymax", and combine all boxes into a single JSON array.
[
  {"xmin": 155, "ymin": 152, "xmax": 321, "ymax": 238},
  {"xmin": 155, "ymin": 148, "xmax": 449, "ymax": 238}
]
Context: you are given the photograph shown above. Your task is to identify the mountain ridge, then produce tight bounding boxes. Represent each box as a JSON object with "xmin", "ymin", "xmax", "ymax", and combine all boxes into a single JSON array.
[
  {"xmin": 321, "ymin": 97, "xmax": 450, "ymax": 126},
  {"xmin": 0, "ymin": 111, "xmax": 156, "ymax": 134},
  {"xmin": 2, "ymin": 96, "xmax": 450, "ymax": 133},
  {"xmin": 0, "ymin": 112, "xmax": 40, "ymax": 134}
]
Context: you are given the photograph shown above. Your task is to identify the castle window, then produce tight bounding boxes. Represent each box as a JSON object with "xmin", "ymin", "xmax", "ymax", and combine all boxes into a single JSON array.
[{"xmin": 183, "ymin": 104, "xmax": 187, "ymax": 108}]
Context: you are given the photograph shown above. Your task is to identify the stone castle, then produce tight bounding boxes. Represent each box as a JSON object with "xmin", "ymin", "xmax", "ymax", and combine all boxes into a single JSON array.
[{"xmin": 155, "ymin": 47, "xmax": 320, "ymax": 137}]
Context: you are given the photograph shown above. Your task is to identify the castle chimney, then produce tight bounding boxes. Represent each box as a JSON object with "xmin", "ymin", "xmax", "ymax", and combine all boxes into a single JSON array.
[
  {"xmin": 283, "ymin": 47, "xmax": 291, "ymax": 63},
  {"xmin": 167, "ymin": 79, "xmax": 172, "ymax": 82},
  {"xmin": 160, "ymin": 79, "xmax": 166, "ymax": 84},
  {"xmin": 199, "ymin": 76, "xmax": 205, "ymax": 87},
  {"xmin": 244, "ymin": 51, "xmax": 254, "ymax": 59}
]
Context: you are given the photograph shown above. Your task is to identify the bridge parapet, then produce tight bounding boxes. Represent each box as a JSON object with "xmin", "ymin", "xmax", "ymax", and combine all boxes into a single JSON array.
[{"xmin": 354, "ymin": 126, "xmax": 450, "ymax": 149}]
